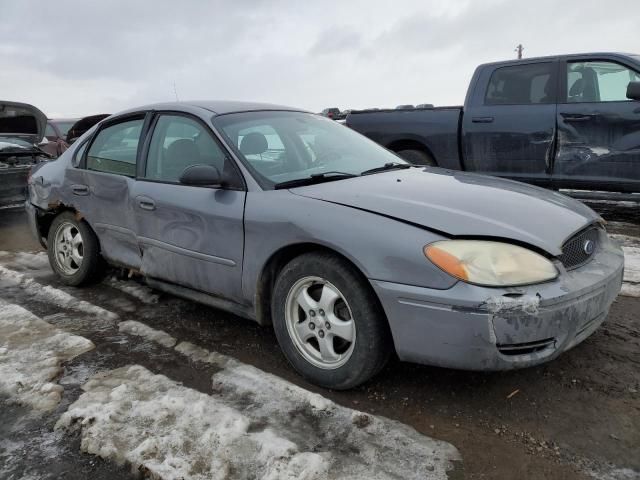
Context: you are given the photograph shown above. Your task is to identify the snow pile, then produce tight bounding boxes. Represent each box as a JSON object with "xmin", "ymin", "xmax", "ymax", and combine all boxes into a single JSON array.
[
  {"xmin": 0, "ymin": 301, "xmax": 94, "ymax": 411},
  {"xmin": 0, "ymin": 265, "xmax": 119, "ymax": 322},
  {"xmin": 119, "ymin": 320, "xmax": 176, "ymax": 348},
  {"xmin": 77, "ymin": 322, "xmax": 461, "ymax": 480},
  {"xmin": 106, "ymin": 277, "xmax": 160, "ymax": 304}
]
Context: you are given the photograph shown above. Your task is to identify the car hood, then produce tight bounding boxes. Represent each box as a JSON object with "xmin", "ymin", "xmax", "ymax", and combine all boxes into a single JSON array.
[
  {"xmin": 290, "ymin": 168, "xmax": 601, "ymax": 256},
  {"xmin": 66, "ymin": 113, "xmax": 110, "ymax": 143},
  {"xmin": 0, "ymin": 100, "xmax": 47, "ymax": 145}
]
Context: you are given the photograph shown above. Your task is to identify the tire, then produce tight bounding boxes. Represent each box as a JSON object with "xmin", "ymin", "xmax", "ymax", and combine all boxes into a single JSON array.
[
  {"xmin": 396, "ymin": 149, "xmax": 436, "ymax": 166},
  {"xmin": 272, "ymin": 252, "xmax": 391, "ymax": 390},
  {"xmin": 47, "ymin": 211, "xmax": 104, "ymax": 286}
]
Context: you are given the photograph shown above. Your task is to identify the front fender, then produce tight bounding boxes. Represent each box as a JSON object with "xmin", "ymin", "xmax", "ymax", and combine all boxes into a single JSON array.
[{"xmin": 241, "ymin": 191, "xmax": 457, "ymax": 304}]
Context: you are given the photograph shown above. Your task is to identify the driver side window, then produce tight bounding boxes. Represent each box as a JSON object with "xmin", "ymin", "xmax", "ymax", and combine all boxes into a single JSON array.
[
  {"xmin": 567, "ymin": 61, "xmax": 640, "ymax": 103},
  {"xmin": 145, "ymin": 114, "xmax": 228, "ymax": 183}
]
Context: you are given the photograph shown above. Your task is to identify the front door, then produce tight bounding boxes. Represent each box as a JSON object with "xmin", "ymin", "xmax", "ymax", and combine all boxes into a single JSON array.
[
  {"xmin": 462, "ymin": 61, "xmax": 558, "ymax": 186},
  {"xmin": 131, "ymin": 113, "xmax": 246, "ymax": 302},
  {"xmin": 554, "ymin": 59, "xmax": 640, "ymax": 192}
]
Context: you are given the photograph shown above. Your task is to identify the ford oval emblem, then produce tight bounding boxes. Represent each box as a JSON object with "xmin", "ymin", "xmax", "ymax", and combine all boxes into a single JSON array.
[{"xmin": 583, "ymin": 239, "xmax": 594, "ymax": 255}]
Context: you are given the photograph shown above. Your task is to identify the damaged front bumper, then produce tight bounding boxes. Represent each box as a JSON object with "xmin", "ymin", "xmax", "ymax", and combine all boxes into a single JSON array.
[{"xmin": 371, "ymin": 232, "xmax": 624, "ymax": 370}]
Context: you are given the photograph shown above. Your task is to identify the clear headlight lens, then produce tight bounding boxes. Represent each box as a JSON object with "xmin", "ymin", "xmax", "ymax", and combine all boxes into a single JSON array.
[{"xmin": 424, "ymin": 240, "xmax": 558, "ymax": 287}]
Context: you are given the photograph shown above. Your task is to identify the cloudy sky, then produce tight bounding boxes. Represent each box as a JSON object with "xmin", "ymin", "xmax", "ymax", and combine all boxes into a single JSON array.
[{"xmin": 1, "ymin": 0, "xmax": 637, "ymax": 117}]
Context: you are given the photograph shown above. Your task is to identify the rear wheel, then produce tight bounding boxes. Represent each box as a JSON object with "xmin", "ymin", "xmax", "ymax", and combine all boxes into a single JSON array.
[
  {"xmin": 47, "ymin": 212, "xmax": 104, "ymax": 286},
  {"xmin": 272, "ymin": 252, "xmax": 391, "ymax": 389},
  {"xmin": 396, "ymin": 149, "xmax": 436, "ymax": 166}
]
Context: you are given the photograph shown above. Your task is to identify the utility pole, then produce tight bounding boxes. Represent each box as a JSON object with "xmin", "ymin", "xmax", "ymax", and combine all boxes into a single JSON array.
[{"xmin": 515, "ymin": 44, "xmax": 524, "ymax": 59}]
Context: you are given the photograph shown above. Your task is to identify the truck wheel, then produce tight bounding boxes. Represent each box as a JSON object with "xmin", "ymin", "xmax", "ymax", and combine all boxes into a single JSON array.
[
  {"xmin": 396, "ymin": 149, "xmax": 436, "ymax": 166},
  {"xmin": 47, "ymin": 212, "xmax": 104, "ymax": 286},
  {"xmin": 271, "ymin": 252, "xmax": 391, "ymax": 390}
]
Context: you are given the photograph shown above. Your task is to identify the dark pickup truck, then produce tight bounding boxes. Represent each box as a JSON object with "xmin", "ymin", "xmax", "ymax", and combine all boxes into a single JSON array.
[{"xmin": 347, "ymin": 52, "xmax": 640, "ymax": 193}]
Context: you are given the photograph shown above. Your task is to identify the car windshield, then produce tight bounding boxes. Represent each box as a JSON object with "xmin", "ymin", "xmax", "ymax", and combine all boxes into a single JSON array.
[{"xmin": 213, "ymin": 111, "xmax": 406, "ymax": 188}]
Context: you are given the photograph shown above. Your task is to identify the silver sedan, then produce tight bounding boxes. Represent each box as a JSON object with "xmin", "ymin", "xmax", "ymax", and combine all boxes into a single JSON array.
[{"xmin": 26, "ymin": 101, "xmax": 624, "ymax": 389}]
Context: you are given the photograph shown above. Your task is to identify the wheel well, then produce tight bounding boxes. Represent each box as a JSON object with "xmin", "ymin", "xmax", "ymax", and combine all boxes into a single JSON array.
[
  {"xmin": 36, "ymin": 205, "xmax": 87, "ymax": 244},
  {"xmin": 387, "ymin": 139, "xmax": 436, "ymax": 163},
  {"xmin": 256, "ymin": 243, "xmax": 383, "ymax": 328}
]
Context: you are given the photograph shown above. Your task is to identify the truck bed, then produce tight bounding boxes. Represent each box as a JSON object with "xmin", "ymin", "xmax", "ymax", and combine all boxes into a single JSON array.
[{"xmin": 346, "ymin": 107, "xmax": 463, "ymax": 170}]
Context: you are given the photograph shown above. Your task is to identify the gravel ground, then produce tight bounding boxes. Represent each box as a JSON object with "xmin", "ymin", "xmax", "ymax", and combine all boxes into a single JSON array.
[{"xmin": 0, "ymin": 202, "xmax": 638, "ymax": 480}]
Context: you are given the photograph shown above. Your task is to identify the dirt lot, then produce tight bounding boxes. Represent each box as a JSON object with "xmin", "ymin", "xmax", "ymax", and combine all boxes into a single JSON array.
[{"xmin": 1, "ymin": 202, "xmax": 639, "ymax": 480}]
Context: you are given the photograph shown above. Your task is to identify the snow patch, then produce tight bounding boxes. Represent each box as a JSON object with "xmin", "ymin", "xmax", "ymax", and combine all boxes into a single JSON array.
[
  {"xmin": 0, "ymin": 265, "xmax": 118, "ymax": 322},
  {"xmin": 119, "ymin": 320, "xmax": 177, "ymax": 348},
  {"xmin": 56, "ymin": 365, "xmax": 331, "ymax": 480},
  {"xmin": 0, "ymin": 250, "xmax": 50, "ymax": 271},
  {"xmin": 106, "ymin": 277, "xmax": 159, "ymax": 304},
  {"xmin": 611, "ymin": 236, "xmax": 640, "ymax": 298},
  {"xmin": 62, "ymin": 321, "xmax": 461, "ymax": 478},
  {"xmin": 58, "ymin": 363, "xmax": 460, "ymax": 480},
  {"xmin": 0, "ymin": 301, "xmax": 94, "ymax": 411}
]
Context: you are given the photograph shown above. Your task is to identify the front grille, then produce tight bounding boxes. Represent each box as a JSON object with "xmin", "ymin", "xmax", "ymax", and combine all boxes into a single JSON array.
[{"xmin": 557, "ymin": 226, "xmax": 599, "ymax": 270}]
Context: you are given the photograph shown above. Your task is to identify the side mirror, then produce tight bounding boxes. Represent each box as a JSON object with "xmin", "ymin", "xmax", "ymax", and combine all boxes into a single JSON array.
[
  {"xmin": 626, "ymin": 81, "xmax": 640, "ymax": 101},
  {"xmin": 179, "ymin": 164, "xmax": 222, "ymax": 186}
]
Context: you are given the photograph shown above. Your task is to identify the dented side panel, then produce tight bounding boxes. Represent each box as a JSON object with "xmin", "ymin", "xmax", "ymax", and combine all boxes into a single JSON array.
[{"xmin": 554, "ymin": 100, "xmax": 640, "ymax": 193}]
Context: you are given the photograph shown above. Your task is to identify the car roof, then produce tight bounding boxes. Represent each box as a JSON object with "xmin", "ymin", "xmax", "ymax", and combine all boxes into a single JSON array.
[
  {"xmin": 480, "ymin": 52, "xmax": 639, "ymax": 68},
  {"xmin": 112, "ymin": 100, "xmax": 309, "ymax": 118}
]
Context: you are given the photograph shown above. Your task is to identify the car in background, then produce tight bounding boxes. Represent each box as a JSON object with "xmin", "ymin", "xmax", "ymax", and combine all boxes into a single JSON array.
[
  {"xmin": 66, "ymin": 114, "xmax": 110, "ymax": 144},
  {"xmin": 347, "ymin": 52, "xmax": 640, "ymax": 193},
  {"xmin": 42, "ymin": 118, "xmax": 78, "ymax": 157},
  {"xmin": 395, "ymin": 104, "xmax": 414, "ymax": 110},
  {"xmin": 321, "ymin": 107, "xmax": 342, "ymax": 119},
  {"xmin": 0, "ymin": 100, "xmax": 49, "ymax": 208},
  {"xmin": 26, "ymin": 101, "xmax": 623, "ymax": 389},
  {"xmin": 416, "ymin": 103, "xmax": 434, "ymax": 109},
  {"xmin": 46, "ymin": 118, "xmax": 77, "ymax": 143}
]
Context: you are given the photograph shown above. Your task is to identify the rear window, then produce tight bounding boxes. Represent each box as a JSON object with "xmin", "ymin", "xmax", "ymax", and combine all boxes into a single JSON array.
[{"xmin": 485, "ymin": 63, "xmax": 555, "ymax": 105}]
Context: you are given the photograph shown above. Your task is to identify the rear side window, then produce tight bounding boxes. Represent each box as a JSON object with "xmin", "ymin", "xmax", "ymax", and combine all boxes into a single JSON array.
[
  {"xmin": 86, "ymin": 119, "xmax": 143, "ymax": 177},
  {"xmin": 485, "ymin": 63, "xmax": 555, "ymax": 105}
]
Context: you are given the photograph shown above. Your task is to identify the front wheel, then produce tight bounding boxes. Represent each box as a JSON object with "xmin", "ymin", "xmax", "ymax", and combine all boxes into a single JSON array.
[
  {"xmin": 272, "ymin": 252, "xmax": 391, "ymax": 389},
  {"xmin": 47, "ymin": 212, "xmax": 104, "ymax": 286}
]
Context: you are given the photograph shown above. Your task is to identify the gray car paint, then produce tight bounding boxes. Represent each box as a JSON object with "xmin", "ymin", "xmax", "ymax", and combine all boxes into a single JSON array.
[{"xmin": 27, "ymin": 101, "xmax": 624, "ymax": 371}]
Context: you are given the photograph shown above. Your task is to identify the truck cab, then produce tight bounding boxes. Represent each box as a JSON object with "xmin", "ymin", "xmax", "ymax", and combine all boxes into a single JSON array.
[{"xmin": 347, "ymin": 52, "xmax": 640, "ymax": 194}]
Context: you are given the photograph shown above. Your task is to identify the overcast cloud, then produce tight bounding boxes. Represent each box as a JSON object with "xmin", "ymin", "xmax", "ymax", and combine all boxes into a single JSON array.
[{"xmin": 0, "ymin": 0, "xmax": 637, "ymax": 117}]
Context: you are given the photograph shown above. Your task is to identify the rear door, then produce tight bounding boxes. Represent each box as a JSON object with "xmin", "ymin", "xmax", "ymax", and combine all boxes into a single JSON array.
[
  {"xmin": 72, "ymin": 114, "xmax": 147, "ymax": 269},
  {"xmin": 554, "ymin": 58, "xmax": 640, "ymax": 192},
  {"xmin": 462, "ymin": 61, "xmax": 558, "ymax": 186},
  {"xmin": 131, "ymin": 112, "xmax": 247, "ymax": 302}
]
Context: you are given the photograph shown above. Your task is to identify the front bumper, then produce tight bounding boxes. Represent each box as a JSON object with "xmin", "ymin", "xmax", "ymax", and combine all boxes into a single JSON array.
[{"xmin": 371, "ymin": 233, "xmax": 624, "ymax": 370}]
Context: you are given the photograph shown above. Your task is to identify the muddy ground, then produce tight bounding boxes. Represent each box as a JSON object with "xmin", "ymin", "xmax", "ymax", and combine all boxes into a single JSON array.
[{"xmin": 1, "ymin": 201, "xmax": 639, "ymax": 480}]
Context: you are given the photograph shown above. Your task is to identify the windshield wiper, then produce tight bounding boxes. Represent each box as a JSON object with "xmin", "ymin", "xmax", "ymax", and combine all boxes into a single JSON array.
[
  {"xmin": 274, "ymin": 171, "xmax": 358, "ymax": 190},
  {"xmin": 361, "ymin": 162, "xmax": 412, "ymax": 176}
]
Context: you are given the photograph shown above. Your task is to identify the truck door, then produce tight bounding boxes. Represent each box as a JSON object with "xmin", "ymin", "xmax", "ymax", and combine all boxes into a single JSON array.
[
  {"xmin": 554, "ymin": 59, "xmax": 640, "ymax": 193},
  {"xmin": 462, "ymin": 61, "xmax": 558, "ymax": 187}
]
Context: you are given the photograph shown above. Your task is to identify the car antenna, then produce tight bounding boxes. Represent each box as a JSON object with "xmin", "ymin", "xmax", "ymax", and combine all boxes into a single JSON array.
[{"xmin": 173, "ymin": 81, "xmax": 180, "ymax": 101}]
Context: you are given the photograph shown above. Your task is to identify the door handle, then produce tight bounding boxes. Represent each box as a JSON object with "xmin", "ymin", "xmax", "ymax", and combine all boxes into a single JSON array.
[
  {"xmin": 471, "ymin": 116, "xmax": 494, "ymax": 123},
  {"xmin": 71, "ymin": 184, "xmax": 90, "ymax": 196},
  {"xmin": 562, "ymin": 114, "xmax": 595, "ymax": 122},
  {"xmin": 136, "ymin": 196, "xmax": 156, "ymax": 211}
]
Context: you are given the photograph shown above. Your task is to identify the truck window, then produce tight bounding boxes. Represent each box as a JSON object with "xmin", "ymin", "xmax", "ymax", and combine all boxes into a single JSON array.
[
  {"xmin": 485, "ymin": 63, "xmax": 555, "ymax": 105},
  {"xmin": 566, "ymin": 61, "xmax": 640, "ymax": 103}
]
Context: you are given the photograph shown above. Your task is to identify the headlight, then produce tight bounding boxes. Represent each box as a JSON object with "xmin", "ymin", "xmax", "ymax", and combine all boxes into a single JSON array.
[{"xmin": 424, "ymin": 240, "xmax": 558, "ymax": 287}]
